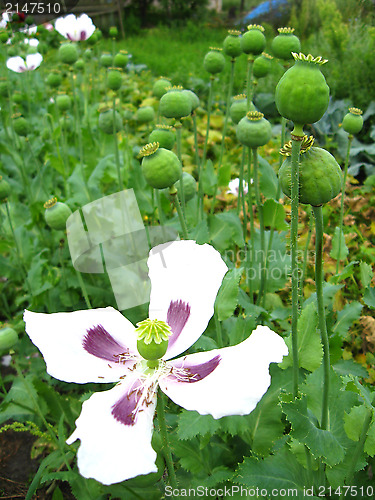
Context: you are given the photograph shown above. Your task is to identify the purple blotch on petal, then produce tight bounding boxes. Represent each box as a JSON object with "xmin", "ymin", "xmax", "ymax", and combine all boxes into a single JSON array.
[
  {"xmin": 169, "ymin": 354, "xmax": 221, "ymax": 383},
  {"xmin": 83, "ymin": 324, "xmax": 128, "ymax": 362},
  {"xmin": 167, "ymin": 300, "xmax": 191, "ymax": 349},
  {"xmin": 67, "ymin": 33, "xmax": 73, "ymax": 41},
  {"xmin": 111, "ymin": 386, "xmax": 141, "ymax": 426},
  {"xmin": 80, "ymin": 30, "xmax": 86, "ymax": 40}
]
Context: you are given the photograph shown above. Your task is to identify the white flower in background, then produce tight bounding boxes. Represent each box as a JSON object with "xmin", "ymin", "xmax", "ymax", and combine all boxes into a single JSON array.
[
  {"xmin": 6, "ymin": 53, "xmax": 43, "ymax": 72},
  {"xmin": 227, "ymin": 177, "xmax": 250, "ymax": 196},
  {"xmin": 24, "ymin": 240, "xmax": 288, "ymax": 485},
  {"xmin": 23, "ymin": 38, "xmax": 39, "ymax": 47},
  {"xmin": 0, "ymin": 12, "xmax": 9, "ymax": 28},
  {"xmin": 55, "ymin": 13, "xmax": 95, "ymax": 41}
]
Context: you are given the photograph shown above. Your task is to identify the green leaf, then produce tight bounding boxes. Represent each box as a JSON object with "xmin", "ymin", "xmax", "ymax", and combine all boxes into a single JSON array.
[
  {"xmin": 235, "ymin": 447, "xmax": 314, "ymax": 498},
  {"xmin": 215, "ymin": 267, "xmax": 243, "ymax": 321},
  {"xmin": 258, "ymin": 155, "xmax": 278, "ymax": 199},
  {"xmin": 189, "ymin": 219, "xmax": 210, "ymax": 244},
  {"xmin": 282, "ymin": 394, "xmax": 345, "ymax": 466},
  {"xmin": 330, "ymin": 261, "xmax": 358, "ymax": 283},
  {"xmin": 177, "ymin": 410, "xmax": 220, "ymax": 440},
  {"xmin": 330, "ymin": 226, "xmax": 348, "ymax": 260},
  {"xmin": 360, "ymin": 261, "xmax": 373, "ymax": 288},
  {"xmin": 201, "ymin": 159, "xmax": 217, "ymax": 196},
  {"xmin": 333, "ymin": 301, "xmax": 363, "ymax": 338},
  {"xmin": 344, "ymin": 405, "xmax": 368, "ymax": 441},
  {"xmin": 263, "ymin": 199, "xmax": 289, "ymax": 231},
  {"xmin": 280, "ymin": 302, "xmax": 323, "ymax": 372},
  {"xmin": 217, "ymin": 162, "xmax": 231, "ymax": 187},
  {"xmin": 364, "ymin": 416, "xmax": 375, "ymax": 456},
  {"xmin": 363, "ymin": 287, "xmax": 375, "ymax": 308},
  {"xmin": 208, "ymin": 211, "xmax": 244, "ymax": 251}
]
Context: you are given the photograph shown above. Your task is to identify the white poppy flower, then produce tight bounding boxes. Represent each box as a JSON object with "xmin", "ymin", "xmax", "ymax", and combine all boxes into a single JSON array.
[
  {"xmin": 6, "ymin": 53, "xmax": 43, "ymax": 72},
  {"xmin": 23, "ymin": 38, "xmax": 39, "ymax": 47},
  {"xmin": 227, "ymin": 177, "xmax": 251, "ymax": 196},
  {"xmin": 55, "ymin": 13, "xmax": 95, "ymax": 41},
  {"xmin": 0, "ymin": 12, "xmax": 9, "ymax": 29},
  {"xmin": 24, "ymin": 240, "xmax": 288, "ymax": 485}
]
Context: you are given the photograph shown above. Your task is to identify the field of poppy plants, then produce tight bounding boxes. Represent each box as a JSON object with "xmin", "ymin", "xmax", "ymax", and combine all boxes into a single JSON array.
[{"xmin": 0, "ymin": 4, "xmax": 375, "ymax": 500}]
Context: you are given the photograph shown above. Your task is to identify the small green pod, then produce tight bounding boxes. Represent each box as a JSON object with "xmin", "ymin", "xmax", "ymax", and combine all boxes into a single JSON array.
[
  {"xmin": 152, "ymin": 77, "xmax": 172, "ymax": 99},
  {"xmin": 13, "ymin": 116, "xmax": 28, "ymax": 137},
  {"xmin": 140, "ymin": 142, "xmax": 182, "ymax": 189},
  {"xmin": 107, "ymin": 69, "xmax": 122, "ymax": 91},
  {"xmin": 175, "ymin": 172, "xmax": 197, "ymax": 202},
  {"xmin": 114, "ymin": 50, "xmax": 128, "ymax": 68},
  {"xmin": 0, "ymin": 79, "xmax": 9, "ymax": 97},
  {"xmin": 159, "ymin": 86, "xmax": 192, "ymax": 119},
  {"xmin": 44, "ymin": 197, "xmax": 72, "ymax": 230},
  {"xmin": 74, "ymin": 58, "xmax": 84, "ymax": 71},
  {"xmin": 46, "ymin": 70, "xmax": 62, "ymax": 88},
  {"xmin": 278, "ymin": 137, "xmax": 342, "ymax": 206},
  {"xmin": 182, "ymin": 90, "xmax": 199, "ymax": 112},
  {"xmin": 223, "ymin": 30, "xmax": 242, "ymax": 58},
  {"xmin": 58, "ymin": 43, "xmax": 78, "ymax": 65},
  {"xmin": 342, "ymin": 107, "xmax": 363, "ymax": 135},
  {"xmin": 109, "ymin": 26, "xmax": 118, "ymax": 38},
  {"xmin": 236, "ymin": 111, "xmax": 272, "ymax": 148},
  {"xmin": 0, "ymin": 326, "xmax": 18, "ymax": 352},
  {"xmin": 230, "ymin": 95, "xmax": 248, "ymax": 124},
  {"xmin": 100, "ymin": 52, "xmax": 113, "ymax": 68},
  {"xmin": 275, "ymin": 52, "xmax": 330, "ymax": 128},
  {"xmin": 98, "ymin": 109, "xmax": 122, "ymax": 134},
  {"xmin": 135, "ymin": 106, "xmax": 155, "ymax": 124},
  {"xmin": 203, "ymin": 47, "xmax": 225, "ymax": 74},
  {"xmin": 56, "ymin": 94, "xmax": 71, "ymax": 112},
  {"xmin": 271, "ymin": 27, "xmax": 301, "ymax": 60},
  {"xmin": 149, "ymin": 125, "xmax": 175, "ymax": 150},
  {"xmin": 241, "ymin": 25, "xmax": 266, "ymax": 56},
  {"xmin": 252, "ymin": 53, "xmax": 273, "ymax": 79}
]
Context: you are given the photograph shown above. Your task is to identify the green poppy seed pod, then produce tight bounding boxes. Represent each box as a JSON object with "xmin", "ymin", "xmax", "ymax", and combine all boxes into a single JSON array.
[
  {"xmin": 0, "ymin": 326, "xmax": 18, "ymax": 352},
  {"xmin": 7, "ymin": 47, "xmax": 17, "ymax": 57},
  {"xmin": 58, "ymin": 43, "xmax": 78, "ymax": 65},
  {"xmin": 100, "ymin": 52, "xmax": 113, "ymax": 68},
  {"xmin": 271, "ymin": 27, "xmax": 301, "ymax": 60},
  {"xmin": 140, "ymin": 142, "xmax": 182, "ymax": 189},
  {"xmin": 149, "ymin": 124, "xmax": 175, "ymax": 150},
  {"xmin": 0, "ymin": 176, "xmax": 10, "ymax": 201},
  {"xmin": 159, "ymin": 86, "xmax": 192, "ymax": 119},
  {"xmin": 278, "ymin": 136, "xmax": 342, "ymax": 206},
  {"xmin": 135, "ymin": 318, "xmax": 171, "ymax": 361},
  {"xmin": 109, "ymin": 26, "xmax": 118, "ymax": 38},
  {"xmin": 135, "ymin": 106, "xmax": 155, "ymax": 124},
  {"xmin": 203, "ymin": 47, "xmax": 225, "ymax": 74},
  {"xmin": 13, "ymin": 92, "xmax": 23, "ymax": 104},
  {"xmin": 46, "ymin": 70, "xmax": 62, "ymax": 88},
  {"xmin": 56, "ymin": 94, "xmax": 71, "ymax": 112},
  {"xmin": 253, "ymin": 53, "xmax": 273, "ymax": 79},
  {"xmin": 230, "ymin": 94, "xmax": 256, "ymax": 124},
  {"xmin": 275, "ymin": 53, "xmax": 330, "ymax": 129},
  {"xmin": 236, "ymin": 111, "xmax": 272, "ymax": 148},
  {"xmin": 241, "ymin": 25, "xmax": 266, "ymax": 56},
  {"xmin": 74, "ymin": 58, "xmax": 84, "ymax": 71},
  {"xmin": 0, "ymin": 79, "xmax": 9, "ymax": 97},
  {"xmin": 182, "ymin": 89, "xmax": 199, "ymax": 112},
  {"xmin": 107, "ymin": 69, "xmax": 122, "ymax": 91},
  {"xmin": 175, "ymin": 172, "xmax": 196, "ymax": 202},
  {"xmin": 13, "ymin": 115, "xmax": 28, "ymax": 137},
  {"xmin": 0, "ymin": 31, "xmax": 9, "ymax": 44},
  {"xmin": 342, "ymin": 107, "xmax": 363, "ymax": 135},
  {"xmin": 152, "ymin": 77, "xmax": 172, "ymax": 99},
  {"xmin": 98, "ymin": 109, "xmax": 122, "ymax": 134},
  {"xmin": 113, "ymin": 50, "xmax": 128, "ymax": 68},
  {"xmin": 137, "ymin": 338, "xmax": 168, "ymax": 360},
  {"xmin": 83, "ymin": 48, "xmax": 92, "ymax": 60},
  {"xmin": 223, "ymin": 30, "xmax": 242, "ymax": 58},
  {"xmin": 44, "ymin": 197, "xmax": 72, "ymax": 230}
]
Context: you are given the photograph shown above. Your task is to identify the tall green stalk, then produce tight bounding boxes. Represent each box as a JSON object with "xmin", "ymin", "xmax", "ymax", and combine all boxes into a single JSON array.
[
  {"xmin": 113, "ymin": 96, "xmax": 123, "ymax": 190},
  {"xmin": 247, "ymin": 148, "xmax": 254, "ymax": 303},
  {"xmin": 157, "ymin": 391, "xmax": 178, "ymax": 488},
  {"xmin": 335, "ymin": 135, "xmax": 353, "ymax": 274},
  {"xmin": 253, "ymin": 148, "xmax": 266, "ymax": 306},
  {"xmin": 312, "ymin": 205, "xmax": 330, "ymax": 430},
  {"xmin": 290, "ymin": 132, "xmax": 303, "ymax": 397}
]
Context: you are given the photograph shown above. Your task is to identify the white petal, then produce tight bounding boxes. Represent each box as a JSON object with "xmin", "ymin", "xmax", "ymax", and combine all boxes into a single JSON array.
[
  {"xmin": 6, "ymin": 56, "xmax": 26, "ymax": 73},
  {"xmin": 159, "ymin": 325, "xmax": 288, "ymax": 419},
  {"xmin": 55, "ymin": 14, "xmax": 75, "ymax": 38},
  {"xmin": 24, "ymin": 307, "xmax": 139, "ymax": 383},
  {"xmin": 76, "ymin": 14, "xmax": 95, "ymax": 40},
  {"xmin": 66, "ymin": 381, "xmax": 157, "ymax": 485},
  {"xmin": 147, "ymin": 240, "xmax": 228, "ymax": 359},
  {"xmin": 25, "ymin": 53, "xmax": 42, "ymax": 70}
]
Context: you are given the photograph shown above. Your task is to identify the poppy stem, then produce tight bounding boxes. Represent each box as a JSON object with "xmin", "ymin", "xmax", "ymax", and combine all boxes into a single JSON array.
[{"xmin": 157, "ymin": 391, "xmax": 178, "ymax": 488}]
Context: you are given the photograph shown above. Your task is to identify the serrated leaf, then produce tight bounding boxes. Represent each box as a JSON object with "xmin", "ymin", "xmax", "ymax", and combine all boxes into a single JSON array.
[
  {"xmin": 330, "ymin": 261, "xmax": 358, "ymax": 283},
  {"xmin": 360, "ymin": 261, "xmax": 373, "ymax": 288},
  {"xmin": 344, "ymin": 405, "xmax": 368, "ymax": 441},
  {"xmin": 363, "ymin": 287, "xmax": 375, "ymax": 308},
  {"xmin": 280, "ymin": 302, "xmax": 323, "ymax": 372},
  {"xmin": 217, "ymin": 162, "xmax": 231, "ymax": 187},
  {"xmin": 330, "ymin": 226, "xmax": 348, "ymax": 260},
  {"xmin": 282, "ymin": 394, "xmax": 345, "ymax": 466},
  {"xmin": 263, "ymin": 199, "xmax": 288, "ymax": 231},
  {"xmin": 177, "ymin": 410, "xmax": 220, "ymax": 440},
  {"xmin": 201, "ymin": 159, "xmax": 217, "ymax": 196},
  {"xmin": 364, "ymin": 416, "xmax": 375, "ymax": 456},
  {"xmin": 333, "ymin": 301, "xmax": 363, "ymax": 338},
  {"xmin": 208, "ymin": 211, "xmax": 244, "ymax": 251},
  {"xmin": 215, "ymin": 267, "xmax": 243, "ymax": 321}
]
